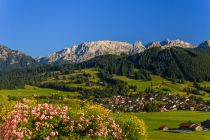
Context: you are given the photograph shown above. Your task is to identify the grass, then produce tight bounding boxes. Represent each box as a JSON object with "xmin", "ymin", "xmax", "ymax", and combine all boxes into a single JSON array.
[
  {"xmin": 68, "ymin": 68, "xmax": 100, "ymax": 84},
  {"xmin": 42, "ymin": 68, "xmax": 210, "ymax": 100},
  {"xmin": 0, "ymin": 69, "xmax": 101, "ymax": 104},
  {"xmin": 0, "ymin": 85, "xmax": 79, "ymax": 103},
  {"xmin": 113, "ymin": 75, "xmax": 210, "ymax": 100},
  {"xmin": 129, "ymin": 111, "xmax": 210, "ymax": 140},
  {"xmin": 43, "ymin": 68, "xmax": 102, "ymax": 89},
  {"xmin": 113, "ymin": 75, "xmax": 191, "ymax": 93}
]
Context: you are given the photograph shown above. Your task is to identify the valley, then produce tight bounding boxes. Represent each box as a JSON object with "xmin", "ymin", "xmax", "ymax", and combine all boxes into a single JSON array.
[
  {"xmin": 1, "ymin": 40, "xmax": 210, "ymax": 139},
  {"xmin": 1, "ymin": 66, "xmax": 210, "ymax": 139}
]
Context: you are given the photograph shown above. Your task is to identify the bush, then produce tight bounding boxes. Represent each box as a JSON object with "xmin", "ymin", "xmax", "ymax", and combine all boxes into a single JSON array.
[
  {"xmin": 0, "ymin": 99, "xmax": 147, "ymax": 140},
  {"xmin": 114, "ymin": 113, "xmax": 147, "ymax": 140},
  {"xmin": 0, "ymin": 99, "xmax": 121, "ymax": 139}
]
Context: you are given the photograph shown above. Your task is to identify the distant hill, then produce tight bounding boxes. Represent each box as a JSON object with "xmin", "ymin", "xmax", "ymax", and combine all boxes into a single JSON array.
[
  {"xmin": 0, "ymin": 45, "xmax": 38, "ymax": 70},
  {"xmin": 130, "ymin": 47, "xmax": 210, "ymax": 81}
]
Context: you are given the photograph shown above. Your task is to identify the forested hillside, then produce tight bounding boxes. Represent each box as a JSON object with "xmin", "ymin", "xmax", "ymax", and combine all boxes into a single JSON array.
[
  {"xmin": 80, "ymin": 47, "xmax": 210, "ymax": 82},
  {"xmin": 129, "ymin": 47, "xmax": 210, "ymax": 81},
  {"xmin": 1, "ymin": 47, "xmax": 210, "ymax": 89}
]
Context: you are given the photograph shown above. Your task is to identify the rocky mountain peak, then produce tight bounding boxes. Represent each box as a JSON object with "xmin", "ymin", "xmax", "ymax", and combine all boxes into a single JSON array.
[
  {"xmin": 0, "ymin": 45, "xmax": 9, "ymax": 61},
  {"xmin": 129, "ymin": 41, "xmax": 145, "ymax": 55},
  {"xmin": 39, "ymin": 40, "xmax": 145, "ymax": 64},
  {"xmin": 0, "ymin": 45, "xmax": 25, "ymax": 61},
  {"xmin": 0, "ymin": 45, "xmax": 38, "ymax": 69},
  {"xmin": 134, "ymin": 41, "xmax": 143, "ymax": 47},
  {"xmin": 38, "ymin": 39, "xmax": 201, "ymax": 64},
  {"xmin": 146, "ymin": 39, "xmax": 194, "ymax": 49},
  {"xmin": 145, "ymin": 41, "xmax": 161, "ymax": 48}
]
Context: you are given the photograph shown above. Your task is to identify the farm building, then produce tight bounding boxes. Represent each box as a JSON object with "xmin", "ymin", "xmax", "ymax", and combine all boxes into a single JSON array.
[
  {"xmin": 179, "ymin": 122, "xmax": 203, "ymax": 131},
  {"xmin": 159, "ymin": 125, "xmax": 169, "ymax": 131},
  {"xmin": 191, "ymin": 124, "xmax": 203, "ymax": 131}
]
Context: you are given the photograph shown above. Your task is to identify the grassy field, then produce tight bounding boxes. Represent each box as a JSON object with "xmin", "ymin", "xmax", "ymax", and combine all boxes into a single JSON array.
[
  {"xmin": 41, "ymin": 68, "xmax": 210, "ymax": 100},
  {"xmin": 127, "ymin": 111, "xmax": 210, "ymax": 140},
  {"xmin": 0, "ymin": 85, "xmax": 79, "ymax": 103},
  {"xmin": 113, "ymin": 75, "xmax": 210, "ymax": 100},
  {"xmin": 43, "ymin": 68, "xmax": 103, "ymax": 89},
  {"xmin": 45, "ymin": 68, "xmax": 100, "ymax": 82}
]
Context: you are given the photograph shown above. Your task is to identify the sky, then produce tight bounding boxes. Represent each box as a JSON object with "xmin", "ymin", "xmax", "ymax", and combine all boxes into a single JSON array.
[{"xmin": 0, "ymin": 0, "xmax": 210, "ymax": 57}]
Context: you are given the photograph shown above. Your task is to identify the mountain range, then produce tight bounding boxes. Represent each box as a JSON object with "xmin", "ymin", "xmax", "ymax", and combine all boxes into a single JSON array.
[
  {"xmin": 38, "ymin": 39, "xmax": 196, "ymax": 64},
  {"xmin": 37, "ymin": 40, "xmax": 145, "ymax": 64},
  {"xmin": 0, "ymin": 39, "xmax": 210, "ymax": 69}
]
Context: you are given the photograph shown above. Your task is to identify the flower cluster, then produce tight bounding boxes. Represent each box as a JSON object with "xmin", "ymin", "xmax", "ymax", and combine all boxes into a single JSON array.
[
  {"xmin": 0, "ymin": 101, "xmax": 30, "ymax": 139},
  {"xmin": 0, "ymin": 99, "xmax": 123, "ymax": 140},
  {"xmin": 71, "ymin": 113, "xmax": 122, "ymax": 139}
]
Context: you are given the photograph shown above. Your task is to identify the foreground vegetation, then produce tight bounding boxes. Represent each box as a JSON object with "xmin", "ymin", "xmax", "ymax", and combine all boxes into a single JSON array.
[{"xmin": 0, "ymin": 98, "xmax": 147, "ymax": 140}]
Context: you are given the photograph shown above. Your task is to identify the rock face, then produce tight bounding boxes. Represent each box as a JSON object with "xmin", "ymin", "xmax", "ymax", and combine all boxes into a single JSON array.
[
  {"xmin": 198, "ymin": 40, "xmax": 210, "ymax": 48},
  {"xmin": 0, "ymin": 45, "xmax": 38, "ymax": 69},
  {"xmin": 129, "ymin": 41, "xmax": 145, "ymax": 55},
  {"xmin": 39, "ymin": 40, "xmax": 145, "ymax": 64},
  {"xmin": 146, "ymin": 40, "xmax": 195, "ymax": 49},
  {"xmin": 38, "ymin": 39, "xmax": 199, "ymax": 64}
]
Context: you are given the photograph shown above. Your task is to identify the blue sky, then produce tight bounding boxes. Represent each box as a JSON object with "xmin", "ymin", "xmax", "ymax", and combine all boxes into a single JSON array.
[{"xmin": 0, "ymin": 0, "xmax": 210, "ymax": 57}]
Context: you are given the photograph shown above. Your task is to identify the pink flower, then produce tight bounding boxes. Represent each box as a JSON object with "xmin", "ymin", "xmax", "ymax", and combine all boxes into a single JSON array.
[
  {"xmin": 40, "ymin": 114, "xmax": 45, "ymax": 120},
  {"xmin": 44, "ymin": 136, "xmax": 50, "ymax": 140},
  {"xmin": 63, "ymin": 106, "xmax": 68, "ymax": 111}
]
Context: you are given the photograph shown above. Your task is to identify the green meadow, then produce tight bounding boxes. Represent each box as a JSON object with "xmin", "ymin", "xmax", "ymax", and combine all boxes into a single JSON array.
[
  {"xmin": 113, "ymin": 74, "xmax": 210, "ymax": 100},
  {"xmin": 131, "ymin": 111, "xmax": 210, "ymax": 140},
  {"xmin": 0, "ymin": 85, "xmax": 79, "ymax": 103}
]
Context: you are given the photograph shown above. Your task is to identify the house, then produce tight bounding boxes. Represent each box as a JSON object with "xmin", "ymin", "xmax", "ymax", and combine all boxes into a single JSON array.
[
  {"xmin": 179, "ymin": 122, "xmax": 203, "ymax": 131},
  {"xmin": 201, "ymin": 120, "xmax": 210, "ymax": 129},
  {"xmin": 179, "ymin": 122, "xmax": 194, "ymax": 129},
  {"xmin": 191, "ymin": 124, "xmax": 203, "ymax": 131},
  {"xmin": 159, "ymin": 125, "xmax": 169, "ymax": 131}
]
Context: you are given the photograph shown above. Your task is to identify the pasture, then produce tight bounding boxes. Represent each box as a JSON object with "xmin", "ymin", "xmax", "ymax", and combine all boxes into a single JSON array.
[{"xmin": 132, "ymin": 111, "xmax": 210, "ymax": 140}]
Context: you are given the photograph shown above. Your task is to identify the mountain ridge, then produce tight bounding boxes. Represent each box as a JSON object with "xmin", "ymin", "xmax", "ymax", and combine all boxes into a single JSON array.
[
  {"xmin": 0, "ymin": 45, "xmax": 39, "ymax": 69},
  {"xmin": 1, "ymin": 39, "xmax": 210, "ymax": 69},
  {"xmin": 38, "ymin": 40, "xmax": 145, "ymax": 64},
  {"xmin": 38, "ymin": 39, "xmax": 199, "ymax": 64}
]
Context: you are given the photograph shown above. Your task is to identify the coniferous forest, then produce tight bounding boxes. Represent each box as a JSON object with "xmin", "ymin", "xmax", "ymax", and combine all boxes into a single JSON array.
[{"xmin": 1, "ymin": 47, "xmax": 210, "ymax": 89}]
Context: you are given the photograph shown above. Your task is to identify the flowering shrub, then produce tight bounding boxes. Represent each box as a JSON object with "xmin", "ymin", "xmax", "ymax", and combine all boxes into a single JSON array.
[
  {"xmin": 114, "ymin": 113, "xmax": 147, "ymax": 140},
  {"xmin": 0, "ymin": 99, "xmax": 122, "ymax": 140},
  {"xmin": 0, "ymin": 101, "xmax": 16, "ymax": 122}
]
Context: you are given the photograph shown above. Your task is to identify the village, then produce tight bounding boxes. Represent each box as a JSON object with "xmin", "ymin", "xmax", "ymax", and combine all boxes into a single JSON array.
[
  {"xmin": 97, "ymin": 93, "xmax": 210, "ymax": 133},
  {"xmin": 98, "ymin": 92, "xmax": 210, "ymax": 112}
]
